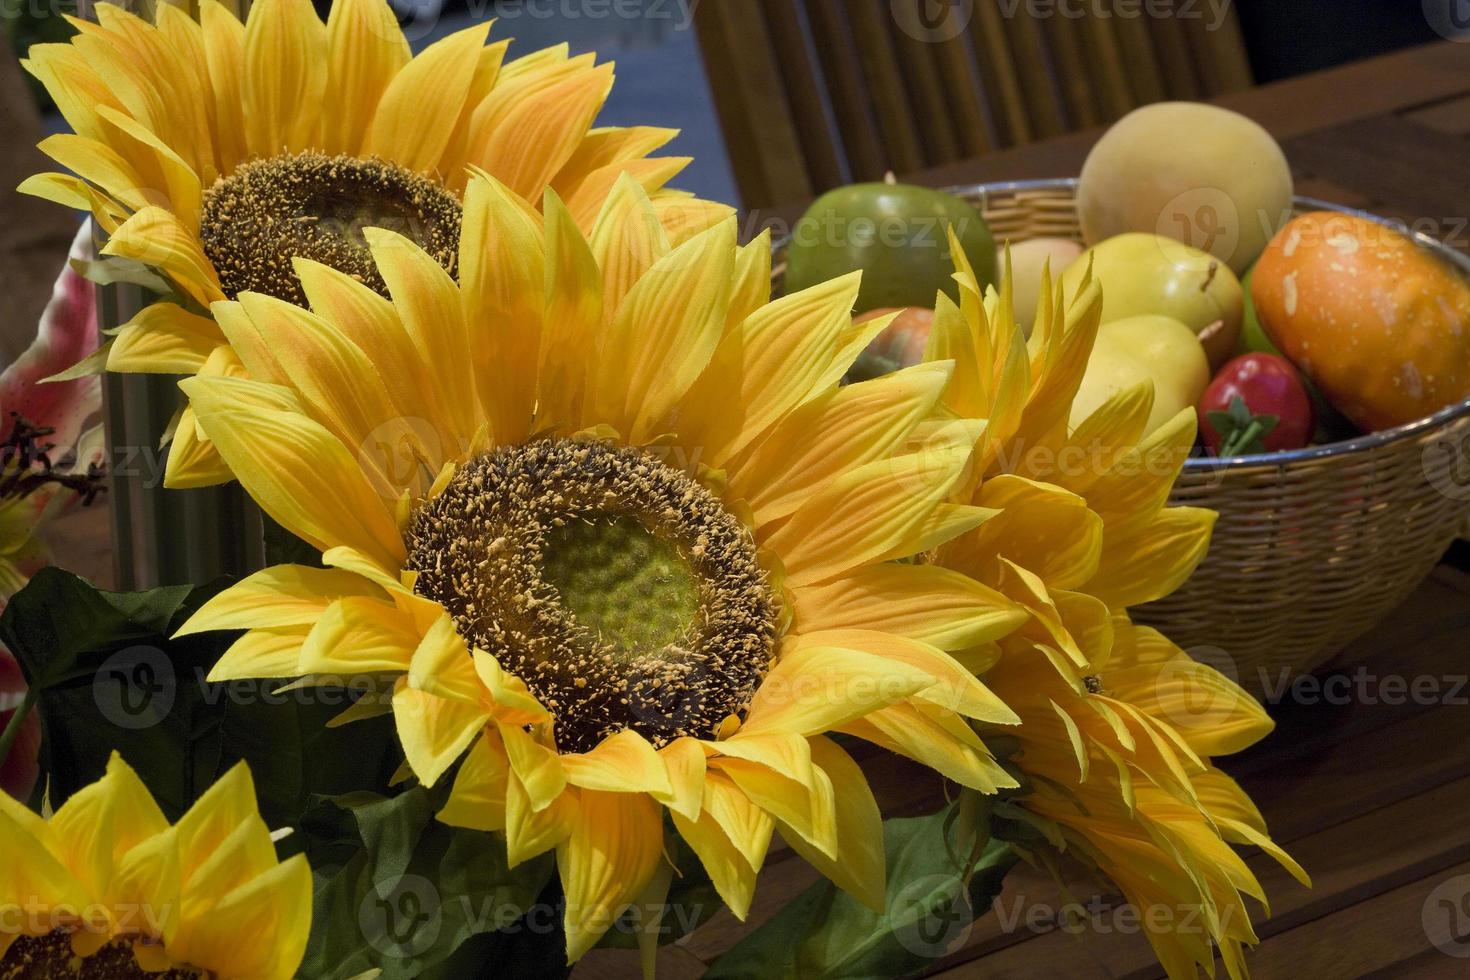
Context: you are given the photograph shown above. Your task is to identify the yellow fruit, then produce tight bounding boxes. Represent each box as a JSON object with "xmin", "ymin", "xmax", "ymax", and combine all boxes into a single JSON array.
[
  {"xmin": 1062, "ymin": 232, "xmax": 1244, "ymax": 369},
  {"xmin": 1077, "ymin": 101, "xmax": 1294, "ymax": 274},
  {"xmin": 1071, "ymin": 314, "xmax": 1211, "ymax": 435},
  {"xmin": 1007, "ymin": 237, "xmax": 1084, "ymax": 335}
]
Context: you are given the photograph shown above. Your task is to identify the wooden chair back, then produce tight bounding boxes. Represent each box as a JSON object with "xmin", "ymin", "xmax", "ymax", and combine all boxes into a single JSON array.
[{"xmin": 695, "ymin": 0, "xmax": 1254, "ymax": 209}]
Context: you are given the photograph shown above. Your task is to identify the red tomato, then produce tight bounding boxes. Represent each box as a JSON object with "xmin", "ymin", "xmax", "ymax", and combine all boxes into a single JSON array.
[
  {"xmin": 0, "ymin": 647, "xmax": 40, "ymax": 802},
  {"xmin": 1200, "ymin": 354, "xmax": 1316, "ymax": 456}
]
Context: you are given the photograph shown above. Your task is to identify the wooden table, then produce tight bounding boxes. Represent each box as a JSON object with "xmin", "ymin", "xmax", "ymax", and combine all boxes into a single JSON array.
[{"xmin": 576, "ymin": 40, "xmax": 1470, "ymax": 980}]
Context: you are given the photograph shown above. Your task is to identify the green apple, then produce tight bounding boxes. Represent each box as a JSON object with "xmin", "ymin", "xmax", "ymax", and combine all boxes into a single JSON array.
[{"xmin": 785, "ymin": 182, "xmax": 998, "ymax": 313}]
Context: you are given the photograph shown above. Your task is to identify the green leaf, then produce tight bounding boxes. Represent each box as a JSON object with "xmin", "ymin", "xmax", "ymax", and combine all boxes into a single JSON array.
[
  {"xmin": 1, "ymin": 568, "xmax": 399, "ymax": 827},
  {"xmin": 303, "ymin": 788, "xmax": 559, "ymax": 980},
  {"xmin": 704, "ymin": 794, "xmax": 1018, "ymax": 980},
  {"xmin": 69, "ymin": 255, "xmax": 173, "ymax": 295}
]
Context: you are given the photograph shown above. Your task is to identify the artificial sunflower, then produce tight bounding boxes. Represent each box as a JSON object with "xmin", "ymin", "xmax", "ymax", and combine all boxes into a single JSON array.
[
  {"xmin": 172, "ymin": 172, "xmax": 1026, "ymax": 961},
  {"xmin": 0, "ymin": 753, "xmax": 311, "ymax": 979},
  {"xmin": 913, "ymin": 243, "xmax": 1307, "ymax": 977},
  {"xmin": 21, "ymin": 0, "xmax": 729, "ymax": 486}
]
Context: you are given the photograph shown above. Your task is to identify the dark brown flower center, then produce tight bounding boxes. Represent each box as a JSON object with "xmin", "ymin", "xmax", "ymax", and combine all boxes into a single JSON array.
[
  {"xmin": 0, "ymin": 931, "xmax": 201, "ymax": 979},
  {"xmin": 199, "ymin": 152, "xmax": 461, "ymax": 305},
  {"xmin": 405, "ymin": 440, "xmax": 779, "ymax": 754}
]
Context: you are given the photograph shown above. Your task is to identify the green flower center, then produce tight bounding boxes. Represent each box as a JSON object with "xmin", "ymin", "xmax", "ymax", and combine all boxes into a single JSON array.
[
  {"xmin": 540, "ymin": 516, "xmax": 702, "ymax": 662},
  {"xmin": 406, "ymin": 440, "xmax": 779, "ymax": 755},
  {"xmin": 0, "ymin": 931, "xmax": 202, "ymax": 979},
  {"xmin": 200, "ymin": 151, "xmax": 461, "ymax": 305}
]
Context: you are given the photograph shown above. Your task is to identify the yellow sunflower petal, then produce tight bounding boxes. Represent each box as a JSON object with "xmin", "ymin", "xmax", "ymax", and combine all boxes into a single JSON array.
[
  {"xmin": 730, "ymin": 362, "xmax": 953, "ymax": 525},
  {"xmin": 177, "ymin": 564, "xmax": 378, "ymax": 635},
  {"xmin": 459, "ymin": 175, "xmax": 546, "ymax": 445},
  {"xmin": 242, "ymin": 0, "xmax": 327, "ymax": 155},
  {"xmin": 1086, "ymin": 507, "xmax": 1216, "ymax": 609},
  {"xmin": 775, "ymin": 736, "xmax": 885, "ymax": 912},
  {"xmin": 792, "ymin": 563, "xmax": 1028, "ymax": 651},
  {"xmin": 654, "ymin": 736, "xmax": 707, "ymax": 823},
  {"xmin": 589, "ymin": 217, "xmax": 736, "ymax": 442},
  {"xmin": 199, "ymin": 0, "xmax": 249, "ymax": 173},
  {"xmin": 204, "ymin": 626, "xmax": 312, "ymax": 682},
  {"xmin": 765, "ymin": 446, "xmax": 975, "ymax": 587},
  {"xmin": 670, "ymin": 773, "xmax": 769, "ymax": 920},
  {"xmin": 323, "ymin": 0, "xmax": 410, "ymax": 155},
  {"xmin": 536, "ymin": 192, "xmax": 603, "ymax": 431},
  {"xmin": 366, "ymin": 22, "xmax": 490, "ymax": 172},
  {"xmin": 102, "ymin": 207, "xmax": 224, "ymax": 308},
  {"xmin": 300, "ymin": 597, "xmax": 420, "ymax": 675},
  {"xmin": 739, "ymin": 642, "xmax": 935, "ymax": 738},
  {"xmin": 174, "ymin": 855, "xmax": 312, "ymax": 980},
  {"xmin": 393, "ymin": 680, "xmax": 490, "ymax": 787},
  {"xmin": 106, "ymin": 303, "xmax": 223, "ymax": 376},
  {"xmin": 845, "ymin": 701, "xmax": 1017, "ymax": 793},
  {"xmin": 558, "ymin": 790, "xmax": 666, "ymax": 963},
  {"xmin": 182, "ymin": 377, "xmax": 406, "ymax": 569},
  {"xmin": 679, "ymin": 272, "xmax": 861, "ymax": 467},
  {"xmin": 551, "ymin": 125, "xmax": 680, "ymax": 200},
  {"xmin": 438, "ymin": 729, "xmax": 510, "ymax": 833},
  {"xmin": 505, "ymin": 769, "xmax": 577, "ymax": 868},
  {"xmin": 561, "ymin": 730, "xmax": 673, "ymax": 796},
  {"xmin": 34, "ymin": 133, "xmax": 150, "ymax": 212},
  {"xmin": 476, "ymin": 62, "xmax": 615, "ymax": 204},
  {"xmin": 587, "ymin": 172, "xmax": 670, "ymax": 318},
  {"xmin": 499, "ymin": 720, "xmax": 567, "ymax": 811},
  {"xmin": 405, "ymin": 611, "xmax": 483, "ymax": 704}
]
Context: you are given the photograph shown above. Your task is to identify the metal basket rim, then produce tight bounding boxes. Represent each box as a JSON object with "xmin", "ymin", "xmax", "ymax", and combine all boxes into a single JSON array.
[{"xmin": 773, "ymin": 176, "xmax": 1470, "ymax": 473}]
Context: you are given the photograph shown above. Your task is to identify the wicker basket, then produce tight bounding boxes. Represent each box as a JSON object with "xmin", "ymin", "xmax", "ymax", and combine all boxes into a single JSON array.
[{"xmin": 774, "ymin": 179, "xmax": 1470, "ymax": 695}]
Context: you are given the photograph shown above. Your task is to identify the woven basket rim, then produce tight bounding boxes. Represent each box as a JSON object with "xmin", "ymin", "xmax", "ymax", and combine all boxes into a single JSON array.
[{"xmin": 774, "ymin": 176, "xmax": 1470, "ymax": 474}]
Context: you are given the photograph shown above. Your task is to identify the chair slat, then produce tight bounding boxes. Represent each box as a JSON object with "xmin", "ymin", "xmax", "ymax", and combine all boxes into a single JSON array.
[
  {"xmin": 845, "ymin": 2, "xmax": 927, "ymax": 173},
  {"xmin": 1148, "ymin": 2, "xmax": 1204, "ymax": 100},
  {"xmin": 1041, "ymin": 12, "xmax": 1102, "ymax": 129},
  {"xmin": 803, "ymin": 0, "xmax": 889, "ymax": 182},
  {"xmin": 757, "ymin": 0, "xmax": 846, "ymax": 190},
  {"xmin": 890, "ymin": 18, "xmax": 966, "ymax": 165},
  {"xmin": 968, "ymin": 1, "xmax": 1033, "ymax": 147},
  {"xmin": 931, "ymin": 34, "xmax": 996, "ymax": 157},
  {"xmin": 1113, "ymin": 11, "xmax": 1166, "ymax": 105},
  {"xmin": 693, "ymin": 1, "xmax": 813, "ymax": 206},
  {"xmin": 1076, "ymin": 15, "xmax": 1136, "ymax": 120},
  {"xmin": 1184, "ymin": 3, "xmax": 1255, "ymax": 95},
  {"xmin": 999, "ymin": 5, "xmax": 1068, "ymax": 140}
]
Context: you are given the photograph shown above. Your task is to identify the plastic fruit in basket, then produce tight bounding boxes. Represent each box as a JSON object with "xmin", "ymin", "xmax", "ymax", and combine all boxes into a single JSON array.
[
  {"xmin": 1252, "ymin": 211, "xmax": 1470, "ymax": 432},
  {"xmin": 1070, "ymin": 314, "xmax": 1212, "ymax": 436},
  {"xmin": 1077, "ymin": 101, "xmax": 1294, "ymax": 274},
  {"xmin": 1200, "ymin": 353, "xmax": 1316, "ymax": 456},
  {"xmin": 849, "ymin": 307, "xmax": 933, "ymax": 382},
  {"xmin": 1007, "ymin": 237, "xmax": 1083, "ymax": 334},
  {"xmin": 784, "ymin": 179, "xmax": 997, "ymax": 313},
  {"xmin": 1061, "ymin": 232, "xmax": 1244, "ymax": 369}
]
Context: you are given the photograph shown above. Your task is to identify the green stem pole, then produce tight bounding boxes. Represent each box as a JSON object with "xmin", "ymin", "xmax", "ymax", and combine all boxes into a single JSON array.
[{"xmin": 0, "ymin": 686, "xmax": 38, "ymax": 775}]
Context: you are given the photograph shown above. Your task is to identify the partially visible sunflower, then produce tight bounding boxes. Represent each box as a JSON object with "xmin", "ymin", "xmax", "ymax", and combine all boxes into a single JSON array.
[
  {"xmin": 21, "ymin": 0, "xmax": 730, "ymax": 486},
  {"xmin": 0, "ymin": 753, "xmax": 311, "ymax": 979},
  {"xmin": 914, "ymin": 242, "xmax": 1307, "ymax": 977},
  {"xmin": 173, "ymin": 173, "xmax": 1026, "ymax": 961}
]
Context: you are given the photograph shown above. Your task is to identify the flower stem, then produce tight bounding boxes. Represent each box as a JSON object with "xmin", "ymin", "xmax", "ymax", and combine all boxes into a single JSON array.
[{"xmin": 0, "ymin": 686, "xmax": 38, "ymax": 775}]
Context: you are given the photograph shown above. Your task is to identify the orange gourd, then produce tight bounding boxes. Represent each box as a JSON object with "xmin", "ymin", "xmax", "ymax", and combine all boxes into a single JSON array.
[{"xmin": 1252, "ymin": 212, "xmax": 1470, "ymax": 432}]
